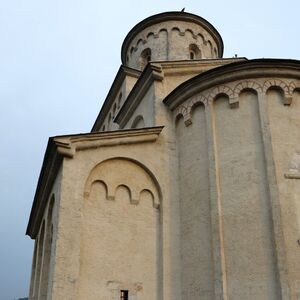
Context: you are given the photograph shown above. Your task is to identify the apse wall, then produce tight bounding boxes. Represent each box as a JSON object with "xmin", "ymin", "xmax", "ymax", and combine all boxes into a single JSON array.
[
  {"xmin": 174, "ymin": 77, "xmax": 300, "ymax": 299},
  {"xmin": 213, "ymin": 91, "xmax": 279, "ymax": 299},
  {"xmin": 266, "ymin": 88, "xmax": 300, "ymax": 298}
]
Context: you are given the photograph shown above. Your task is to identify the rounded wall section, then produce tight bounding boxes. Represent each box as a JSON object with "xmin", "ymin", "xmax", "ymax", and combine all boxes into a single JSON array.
[
  {"xmin": 122, "ymin": 12, "xmax": 223, "ymax": 70},
  {"xmin": 172, "ymin": 72, "xmax": 300, "ymax": 298}
]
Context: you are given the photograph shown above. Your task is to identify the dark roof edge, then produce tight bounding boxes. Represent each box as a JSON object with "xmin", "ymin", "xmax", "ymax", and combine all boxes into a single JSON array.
[
  {"xmin": 121, "ymin": 11, "xmax": 224, "ymax": 64},
  {"xmin": 26, "ymin": 138, "xmax": 62, "ymax": 238},
  {"xmin": 91, "ymin": 65, "xmax": 141, "ymax": 132},
  {"xmin": 163, "ymin": 58, "xmax": 300, "ymax": 109}
]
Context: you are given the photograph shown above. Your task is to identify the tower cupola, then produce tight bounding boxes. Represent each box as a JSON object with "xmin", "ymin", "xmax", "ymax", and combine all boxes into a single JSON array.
[{"xmin": 121, "ymin": 11, "xmax": 224, "ymax": 70}]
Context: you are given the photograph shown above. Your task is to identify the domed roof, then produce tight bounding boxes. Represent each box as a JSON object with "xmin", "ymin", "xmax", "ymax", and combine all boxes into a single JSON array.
[{"xmin": 121, "ymin": 11, "xmax": 224, "ymax": 65}]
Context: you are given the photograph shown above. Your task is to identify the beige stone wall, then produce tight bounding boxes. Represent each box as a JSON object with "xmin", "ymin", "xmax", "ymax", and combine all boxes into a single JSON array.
[
  {"xmin": 173, "ymin": 77, "xmax": 300, "ymax": 299},
  {"xmin": 176, "ymin": 103, "xmax": 214, "ymax": 299},
  {"xmin": 124, "ymin": 86, "xmax": 155, "ymax": 129},
  {"xmin": 37, "ymin": 132, "xmax": 182, "ymax": 300}
]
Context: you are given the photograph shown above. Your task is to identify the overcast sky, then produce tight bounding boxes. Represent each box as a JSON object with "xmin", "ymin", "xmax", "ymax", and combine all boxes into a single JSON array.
[{"xmin": 0, "ymin": 0, "xmax": 299, "ymax": 299}]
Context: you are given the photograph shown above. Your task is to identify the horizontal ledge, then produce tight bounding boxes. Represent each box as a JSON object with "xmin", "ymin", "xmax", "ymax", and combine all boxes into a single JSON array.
[
  {"xmin": 284, "ymin": 172, "xmax": 300, "ymax": 179},
  {"xmin": 54, "ymin": 126, "xmax": 164, "ymax": 158}
]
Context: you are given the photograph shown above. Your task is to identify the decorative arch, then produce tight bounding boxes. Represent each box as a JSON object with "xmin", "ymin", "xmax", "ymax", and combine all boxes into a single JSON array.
[
  {"xmin": 115, "ymin": 184, "xmax": 133, "ymax": 203},
  {"xmin": 233, "ymin": 80, "xmax": 262, "ymax": 105},
  {"xmin": 263, "ymin": 79, "xmax": 290, "ymax": 97},
  {"xmin": 84, "ymin": 157, "xmax": 161, "ymax": 208},
  {"xmin": 171, "ymin": 27, "xmax": 182, "ymax": 35},
  {"xmin": 185, "ymin": 28, "xmax": 196, "ymax": 39},
  {"xmin": 131, "ymin": 115, "xmax": 145, "ymax": 129},
  {"xmin": 118, "ymin": 92, "xmax": 123, "ymax": 108},
  {"xmin": 146, "ymin": 32, "xmax": 155, "ymax": 39},
  {"xmin": 174, "ymin": 94, "xmax": 208, "ymax": 127},
  {"xmin": 234, "ymin": 80, "xmax": 262, "ymax": 96},
  {"xmin": 197, "ymin": 33, "xmax": 205, "ymax": 44},
  {"xmin": 207, "ymin": 85, "xmax": 234, "ymax": 107},
  {"xmin": 112, "ymin": 103, "xmax": 117, "ymax": 118},
  {"xmin": 264, "ymin": 79, "xmax": 292, "ymax": 105},
  {"xmin": 289, "ymin": 80, "xmax": 300, "ymax": 94},
  {"xmin": 189, "ymin": 44, "xmax": 201, "ymax": 59},
  {"xmin": 159, "ymin": 28, "xmax": 167, "ymax": 33},
  {"xmin": 139, "ymin": 48, "xmax": 152, "ymax": 69},
  {"xmin": 136, "ymin": 38, "xmax": 145, "ymax": 48},
  {"xmin": 207, "ymin": 40, "xmax": 213, "ymax": 56}
]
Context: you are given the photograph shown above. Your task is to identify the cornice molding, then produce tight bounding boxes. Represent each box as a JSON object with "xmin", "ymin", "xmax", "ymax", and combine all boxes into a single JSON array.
[
  {"xmin": 55, "ymin": 126, "xmax": 164, "ymax": 158},
  {"xmin": 163, "ymin": 59, "xmax": 300, "ymax": 110}
]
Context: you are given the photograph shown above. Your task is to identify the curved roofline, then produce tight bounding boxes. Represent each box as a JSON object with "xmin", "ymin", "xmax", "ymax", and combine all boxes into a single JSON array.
[
  {"xmin": 121, "ymin": 11, "xmax": 224, "ymax": 64},
  {"xmin": 163, "ymin": 58, "xmax": 300, "ymax": 109}
]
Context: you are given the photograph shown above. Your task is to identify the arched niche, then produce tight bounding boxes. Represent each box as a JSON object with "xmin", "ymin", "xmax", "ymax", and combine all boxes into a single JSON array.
[
  {"xmin": 139, "ymin": 48, "xmax": 151, "ymax": 70},
  {"xmin": 131, "ymin": 115, "xmax": 145, "ymax": 129},
  {"xmin": 189, "ymin": 44, "xmax": 201, "ymax": 60},
  {"xmin": 266, "ymin": 86, "xmax": 285, "ymax": 106},
  {"xmin": 79, "ymin": 158, "xmax": 162, "ymax": 299}
]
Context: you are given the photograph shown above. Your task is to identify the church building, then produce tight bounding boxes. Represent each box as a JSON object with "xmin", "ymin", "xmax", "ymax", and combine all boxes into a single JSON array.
[{"xmin": 26, "ymin": 11, "xmax": 300, "ymax": 300}]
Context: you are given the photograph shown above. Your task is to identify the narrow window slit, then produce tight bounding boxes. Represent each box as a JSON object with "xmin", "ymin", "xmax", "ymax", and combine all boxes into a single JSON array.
[{"xmin": 120, "ymin": 290, "xmax": 128, "ymax": 300}]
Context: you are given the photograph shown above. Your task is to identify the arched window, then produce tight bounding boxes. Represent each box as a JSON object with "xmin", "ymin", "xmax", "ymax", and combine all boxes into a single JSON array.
[
  {"xmin": 118, "ymin": 92, "xmax": 122, "ymax": 108},
  {"xmin": 139, "ymin": 48, "xmax": 152, "ymax": 69},
  {"xmin": 112, "ymin": 103, "xmax": 117, "ymax": 118},
  {"xmin": 131, "ymin": 115, "xmax": 145, "ymax": 129},
  {"xmin": 189, "ymin": 44, "xmax": 201, "ymax": 60}
]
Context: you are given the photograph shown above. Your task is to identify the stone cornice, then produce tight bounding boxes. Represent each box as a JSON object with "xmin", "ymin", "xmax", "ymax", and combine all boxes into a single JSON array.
[
  {"xmin": 158, "ymin": 58, "xmax": 246, "ymax": 76},
  {"xmin": 114, "ymin": 63, "xmax": 164, "ymax": 128},
  {"xmin": 26, "ymin": 126, "xmax": 164, "ymax": 239},
  {"xmin": 55, "ymin": 126, "xmax": 164, "ymax": 158},
  {"xmin": 121, "ymin": 11, "xmax": 224, "ymax": 64},
  {"xmin": 91, "ymin": 65, "xmax": 141, "ymax": 132},
  {"xmin": 163, "ymin": 59, "xmax": 300, "ymax": 110}
]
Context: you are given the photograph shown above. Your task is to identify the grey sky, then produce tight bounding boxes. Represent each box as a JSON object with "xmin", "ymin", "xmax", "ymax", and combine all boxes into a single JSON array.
[{"xmin": 0, "ymin": 1, "xmax": 299, "ymax": 299}]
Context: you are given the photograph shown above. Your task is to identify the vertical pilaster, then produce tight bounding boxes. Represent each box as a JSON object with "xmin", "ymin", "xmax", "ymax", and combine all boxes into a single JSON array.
[
  {"xmin": 205, "ymin": 103, "xmax": 228, "ymax": 300},
  {"xmin": 257, "ymin": 92, "xmax": 290, "ymax": 299}
]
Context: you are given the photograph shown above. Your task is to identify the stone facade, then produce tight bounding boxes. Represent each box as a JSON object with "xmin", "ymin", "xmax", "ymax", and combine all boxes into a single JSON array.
[{"xmin": 26, "ymin": 11, "xmax": 300, "ymax": 300}]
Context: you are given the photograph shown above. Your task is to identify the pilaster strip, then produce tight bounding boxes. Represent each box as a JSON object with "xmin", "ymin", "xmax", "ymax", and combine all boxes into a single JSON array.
[
  {"xmin": 257, "ymin": 93, "xmax": 290, "ymax": 299},
  {"xmin": 205, "ymin": 103, "xmax": 228, "ymax": 300}
]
